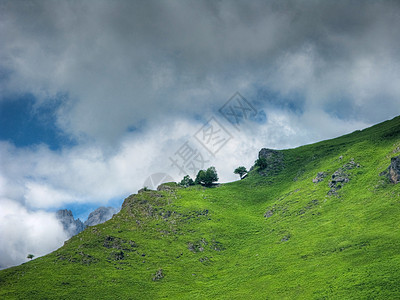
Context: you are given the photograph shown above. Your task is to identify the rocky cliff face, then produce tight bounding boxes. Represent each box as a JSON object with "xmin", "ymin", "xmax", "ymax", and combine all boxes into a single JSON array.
[
  {"xmin": 84, "ymin": 207, "xmax": 118, "ymax": 227},
  {"xmin": 56, "ymin": 209, "xmax": 85, "ymax": 237},
  {"xmin": 380, "ymin": 155, "xmax": 400, "ymax": 184},
  {"xmin": 258, "ymin": 148, "xmax": 283, "ymax": 160},
  {"xmin": 257, "ymin": 148, "xmax": 284, "ymax": 176}
]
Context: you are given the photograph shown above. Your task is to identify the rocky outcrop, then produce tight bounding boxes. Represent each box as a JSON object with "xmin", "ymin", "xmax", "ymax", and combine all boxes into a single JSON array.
[
  {"xmin": 56, "ymin": 209, "xmax": 85, "ymax": 237},
  {"xmin": 328, "ymin": 170, "xmax": 350, "ymax": 195},
  {"xmin": 328, "ymin": 159, "xmax": 360, "ymax": 195},
  {"xmin": 84, "ymin": 207, "xmax": 118, "ymax": 227},
  {"xmin": 256, "ymin": 148, "xmax": 284, "ymax": 176},
  {"xmin": 259, "ymin": 148, "xmax": 282, "ymax": 160},
  {"xmin": 380, "ymin": 155, "xmax": 400, "ymax": 183}
]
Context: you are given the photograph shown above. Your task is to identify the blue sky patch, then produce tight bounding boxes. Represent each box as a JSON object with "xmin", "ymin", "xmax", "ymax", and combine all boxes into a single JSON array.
[
  {"xmin": 0, "ymin": 94, "xmax": 75, "ymax": 150},
  {"xmin": 57, "ymin": 197, "xmax": 123, "ymax": 221}
]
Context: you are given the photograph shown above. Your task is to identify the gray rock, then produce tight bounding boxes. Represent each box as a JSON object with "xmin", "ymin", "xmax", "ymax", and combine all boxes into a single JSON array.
[
  {"xmin": 387, "ymin": 155, "xmax": 400, "ymax": 183},
  {"xmin": 328, "ymin": 169, "xmax": 349, "ymax": 192},
  {"xmin": 264, "ymin": 210, "xmax": 274, "ymax": 218},
  {"xmin": 313, "ymin": 172, "xmax": 327, "ymax": 183},
  {"xmin": 259, "ymin": 148, "xmax": 283, "ymax": 160},
  {"xmin": 327, "ymin": 159, "xmax": 359, "ymax": 195},
  {"xmin": 342, "ymin": 159, "xmax": 360, "ymax": 170},
  {"xmin": 153, "ymin": 269, "xmax": 164, "ymax": 281},
  {"xmin": 84, "ymin": 206, "xmax": 118, "ymax": 227}
]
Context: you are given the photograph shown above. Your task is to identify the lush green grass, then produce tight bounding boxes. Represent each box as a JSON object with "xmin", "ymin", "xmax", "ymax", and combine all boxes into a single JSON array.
[{"xmin": 2, "ymin": 116, "xmax": 400, "ymax": 299}]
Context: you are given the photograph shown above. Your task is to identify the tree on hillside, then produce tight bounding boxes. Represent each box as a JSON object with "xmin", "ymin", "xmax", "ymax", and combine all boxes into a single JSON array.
[
  {"xmin": 195, "ymin": 170, "xmax": 206, "ymax": 184},
  {"xmin": 234, "ymin": 166, "xmax": 248, "ymax": 179},
  {"xmin": 180, "ymin": 175, "xmax": 194, "ymax": 187},
  {"xmin": 205, "ymin": 167, "xmax": 218, "ymax": 186},
  {"xmin": 27, "ymin": 254, "xmax": 34, "ymax": 260},
  {"xmin": 195, "ymin": 167, "xmax": 218, "ymax": 187}
]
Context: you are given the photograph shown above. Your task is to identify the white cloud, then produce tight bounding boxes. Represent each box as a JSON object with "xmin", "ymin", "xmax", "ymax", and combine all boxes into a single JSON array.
[
  {"xmin": 24, "ymin": 182, "xmax": 76, "ymax": 208},
  {"xmin": 0, "ymin": 198, "xmax": 68, "ymax": 269}
]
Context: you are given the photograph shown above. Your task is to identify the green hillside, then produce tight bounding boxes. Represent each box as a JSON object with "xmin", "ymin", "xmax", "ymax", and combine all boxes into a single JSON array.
[{"xmin": 2, "ymin": 116, "xmax": 400, "ymax": 299}]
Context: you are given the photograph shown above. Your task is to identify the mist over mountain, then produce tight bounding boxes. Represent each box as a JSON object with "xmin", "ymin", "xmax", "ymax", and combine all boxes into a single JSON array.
[
  {"xmin": 56, "ymin": 207, "xmax": 119, "ymax": 238},
  {"xmin": 56, "ymin": 210, "xmax": 85, "ymax": 237}
]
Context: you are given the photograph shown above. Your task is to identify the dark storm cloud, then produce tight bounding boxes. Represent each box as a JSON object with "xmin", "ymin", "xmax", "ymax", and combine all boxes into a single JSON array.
[{"xmin": 1, "ymin": 1, "xmax": 399, "ymax": 141}]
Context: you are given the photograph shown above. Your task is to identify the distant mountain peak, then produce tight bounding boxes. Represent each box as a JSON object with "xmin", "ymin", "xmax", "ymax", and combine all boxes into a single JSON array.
[
  {"xmin": 84, "ymin": 206, "xmax": 118, "ymax": 227},
  {"xmin": 56, "ymin": 207, "xmax": 118, "ymax": 238},
  {"xmin": 56, "ymin": 209, "xmax": 85, "ymax": 237}
]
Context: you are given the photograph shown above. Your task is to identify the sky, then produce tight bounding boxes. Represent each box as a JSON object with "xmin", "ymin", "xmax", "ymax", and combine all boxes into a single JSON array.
[{"xmin": 1, "ymin": 0, "xmax": 400, "ymax": 269}]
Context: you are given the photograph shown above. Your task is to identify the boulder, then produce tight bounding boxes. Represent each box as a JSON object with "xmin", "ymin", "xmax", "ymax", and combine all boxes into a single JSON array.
[
  {"xmin": 388, "ymin": 156, "xmax": 400, "ymax": 183},
  {"xmin": 264, "ymin": 210, "xmax": 274, "ymax": 218}
]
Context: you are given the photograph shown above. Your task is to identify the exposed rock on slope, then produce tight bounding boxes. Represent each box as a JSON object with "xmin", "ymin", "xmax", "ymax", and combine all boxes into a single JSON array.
[
  {"xmin": 257, "ymin": 148, "xmax": 284, "ymax": 176},
  {"xmin": 313, "ymin": 172, "xmax": 328, "ymax": 183},
  {"xmin": 381, "ymin": 155, "xmax": 400, "ymax": 184},
  {"xmin": 259, "ymin": 148, "xmax": 284, "ymax": 161},
  {"xmin": 328, "ymin": 159, "xmax": 360, "ymax": 195}
]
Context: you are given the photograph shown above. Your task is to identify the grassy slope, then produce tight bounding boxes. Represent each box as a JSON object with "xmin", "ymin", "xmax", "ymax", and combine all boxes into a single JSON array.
[{"xmin": 1, "ymin": 116, "xmax": 400, "ymax": 299}]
